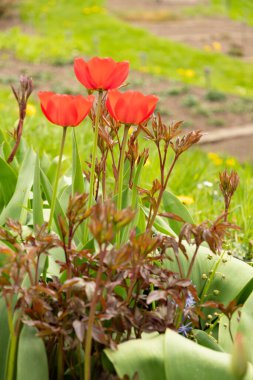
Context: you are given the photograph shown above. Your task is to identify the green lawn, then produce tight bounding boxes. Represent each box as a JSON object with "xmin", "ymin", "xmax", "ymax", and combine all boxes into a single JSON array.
[{"xmin": 185, "ymin": 0, "xmax": 253, "ymax": 25}]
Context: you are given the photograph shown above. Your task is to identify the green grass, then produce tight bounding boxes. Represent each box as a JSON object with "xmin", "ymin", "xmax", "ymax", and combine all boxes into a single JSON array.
[
  {"xmin": 0, "ymin": 0, "xmax": 252, "ymax": 96},
  {"xmin": 185, "ymin": 0, "xmax": 253, "ymax": 25}
]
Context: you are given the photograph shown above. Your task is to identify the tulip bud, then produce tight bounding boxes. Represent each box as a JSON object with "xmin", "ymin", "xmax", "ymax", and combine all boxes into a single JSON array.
[{"xmin": 230, "ymin": 333, "xmax": 248, "ymax": 379}]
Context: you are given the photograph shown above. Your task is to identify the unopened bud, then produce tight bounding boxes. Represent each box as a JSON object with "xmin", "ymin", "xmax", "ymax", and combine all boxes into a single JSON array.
[
  {"xmin": 213, "ymin": 289, "xmax": 220, "ymax": 296},
  {"xmin": 231, "ymin": 333, "xmax": 248, "ymax": 379}
]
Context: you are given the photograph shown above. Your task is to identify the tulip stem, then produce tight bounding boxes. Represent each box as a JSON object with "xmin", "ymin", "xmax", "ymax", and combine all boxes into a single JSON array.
[
  {"xmin": 84, "ymin": 90, "xmax": 103, "ymax": 243},
  {"xmin": 116, "ymin": 124, "xmax": 130, "ymax": 247},
  {"xmin": 48, "ymin": 127, "xmax": 67, "ymax": 231}
]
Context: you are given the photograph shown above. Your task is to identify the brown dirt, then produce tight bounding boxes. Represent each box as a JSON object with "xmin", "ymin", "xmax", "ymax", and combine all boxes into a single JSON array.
[{"xmin": 107, "ymin": 0, "xmax": 253, "ymax": 59}]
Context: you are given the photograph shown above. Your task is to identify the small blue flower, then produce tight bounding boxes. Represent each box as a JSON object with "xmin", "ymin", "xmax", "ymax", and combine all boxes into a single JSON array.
[
  {"xmin": 185, "ymin": 292, "xmax": 195, "ymax": 308},
  {"xmin": 178, "ymin": 322, "xmax": 192, "ymax": 337}
]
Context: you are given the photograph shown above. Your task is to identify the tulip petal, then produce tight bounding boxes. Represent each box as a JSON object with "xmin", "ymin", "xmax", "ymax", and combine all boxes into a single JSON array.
[
  {"xmin": 39, "ymin": 92, "xmax": 93, "ymax": 127},
  {"xmin": 74, "ymin": 95, "xmax": 95, "ymax": 126},
  {"xmin": 74, "ymin": 58, "xmax": 97, "ymax": 89},
  {"xmin": 106, "ymin": 90, "xmax": 159, "ymax": 125},
  {"xmin": 106, "ymin": 90, "xmax": 121, "ymax": 121},
  {"xmin": 104, "ymin": 61, "xmax": 129, "ymax": 90}
]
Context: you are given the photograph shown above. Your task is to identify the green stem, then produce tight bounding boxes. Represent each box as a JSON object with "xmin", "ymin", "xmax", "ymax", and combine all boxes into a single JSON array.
[
  {"xmin": 6, "ymin": 309, "xmax": 18, "ymax": 380},
  {"xmin": 84, "ymin": 91, "xmax": 103, "ymax": 243},
  {"xmin": 199, "ymin": 251, "xmax": 225, "ymax": 304},
  {"xmin": 48, "ymin": 127, "xmax": 67, "ymax": 231},
  {"xmin": 116, "ymin": 124, "xmax": 130, "ymax": 247},
  {"xmin": 84, "ymin": 247, "xmax": 106, "ymax": 380},
  {"xmin": 147, "ymin": 155, "xmax": 178, "ymax": 232}
]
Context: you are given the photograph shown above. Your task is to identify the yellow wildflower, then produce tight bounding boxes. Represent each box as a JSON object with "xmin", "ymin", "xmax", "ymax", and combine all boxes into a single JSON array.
[
  {"xmin": 208, "ymin": 152, "xmax": 223, "ymax": 166},
  {"xmin": 144, "ymin": 159, "xmax": 151, "ymax": 167},
  {"xmin": 226, "ymin": 158, "xmax": 236, "ymax": 167},
  {"xmin": 26, "ymin": 104, "xmax": 36, "ymax": 116},
  {"xmin": 212, "ymin": 41, "xmax": 222, "ymax": 52},
  {"xmin": 177, "ymin": 195, "xmax": 194, "ymax": 205},
  {"xmin": 83, "ymin": 6, "xmax": 105, "ymax": 15},
  {"xmin": 185, "ymin": 69, "xmax": 195, "ymax": 78},
  {"xmin": 128, "ymin": 126, "xmax": 136, "ymax": 135}
]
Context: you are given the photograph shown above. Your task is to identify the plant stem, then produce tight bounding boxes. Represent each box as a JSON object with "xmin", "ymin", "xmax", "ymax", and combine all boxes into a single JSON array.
[
  {"xmin": 147, "ymin": 155, "xmax": 178, "ymax": 231},
  {"xmin": 186, "ymin": 245, "xmax": 200, "ymax": 278},
  {"xmin": 116, "ymin": 124, "xmax": 130, "ymax": 247},
  {"xmin": 84, "ymin": 90, "xmax": 103, "ymax": 243},
  {"xmin": 199, "ymin": 251, "xmax": 225, "ymax": 304},
  {"xmin": 57, "ymin": 335, "xmax": 64, "ymax": 380},
  {"xmin": 48, "ymin": 127, "xmax": 67, "ymax": 231},
  {"xmin": 7, "ymin": 116, "xmax": 25, "ymax": 164},
  {"xmin": 84, "ymin": 247, "xmax": 106, "ymax": 380},
  {"xmin": 6, "ymin": 308, "xmax": 18, "ymax": 380}
]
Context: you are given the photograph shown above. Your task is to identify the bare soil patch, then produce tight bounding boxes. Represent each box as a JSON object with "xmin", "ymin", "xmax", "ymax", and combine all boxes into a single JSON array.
[{"xmin": 107, "ymin": 0, "xmax": 253, "ymax": 59}]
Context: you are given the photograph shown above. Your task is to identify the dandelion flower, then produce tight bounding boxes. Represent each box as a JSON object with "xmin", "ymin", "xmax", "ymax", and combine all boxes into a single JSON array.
[
  {"xmin": 26, "ymin": 103, "xmax": 36, "ymax": 116},
  {"xmin": 226, "ymin": 158, "xmax": 236, "ymax": 167}
]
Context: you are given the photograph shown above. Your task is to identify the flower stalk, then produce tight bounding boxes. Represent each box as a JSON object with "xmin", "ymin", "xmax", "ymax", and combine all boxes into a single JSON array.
[
  {"xmin": 48, "ymin": 127, "xmax": 67, "ymax": 231},
  {"xmin": 116, "ymin": 124, "xmax": 130, "ymax": 247},
  {"xmin": 84, "ymin": 90, "xmax": 103, "ymax": 242}
]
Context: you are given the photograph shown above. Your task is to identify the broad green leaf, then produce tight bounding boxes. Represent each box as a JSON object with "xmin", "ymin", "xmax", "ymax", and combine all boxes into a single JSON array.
[
  {"xmin": 164, "ymin": 330, "xmax": 252, "ymax": 380},
  {"xmin": 0, "ymin": 157, "xmax": 17, "ymax": 207},
  {"xmin": 0, "ymin": 148, "xmax": 36, "ymax": 224},
  {"xmin": 106, "ymin": 333, "xmax": 166, "ymax": 380},
  {"xmin": 136, "ymin": 204, "xmax": 146, "ymax": 234},
  {"xmin": 193, "ymin": 329, "xmax": 224, "ymax": 352},
  {"xmin": 40, "ymin": 168, "xmax": 66, "ymax": 236},
  {"xmin": 33, "ymin": 155, "xmax": 44, "ymax": 228},
  {"xmin": 106, "ymin": 329, "xmax": 253, "ymax": 380},
  {"xmin": 0, "ymin": 297, "xmax": 10, "ymax": 380},
  {"xmin": 17, "ymin": 325, "xmax": 49, "ymax": 380},
  {"xmin": 72, "ymin": 129, "xmax": 85, "ymax": 195},
  {"xmin": 162, "ymin": 190, "xmax": 194, "ymax": 235},
  {"xmin": 165, "ymin": 244, "xmax": 253, "ymax": 305}
]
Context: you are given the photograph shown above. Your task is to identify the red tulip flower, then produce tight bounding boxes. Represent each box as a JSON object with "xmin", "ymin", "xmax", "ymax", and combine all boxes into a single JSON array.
[
  {"xmin": 74, "ymin": 57, "xmax": 129, "ymax": 91},
  {"xmin": 38, "ymin": 92, "xmax": 95, "ymax": 127},
  {"xmin": 106, "ymin": 90, "xmax": 159, "ymax": 125}
]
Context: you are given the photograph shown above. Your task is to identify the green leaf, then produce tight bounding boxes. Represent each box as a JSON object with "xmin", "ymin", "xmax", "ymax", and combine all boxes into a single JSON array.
[
  {"xmin": 162, "ymin": 190, "xmax": 194, "ymax": 235},
  {"xmin": 17, "ymin": 325, "xmax": 49, "ymax": 380},
  {"xmin": 0, "ymin": 297, "xmax": 10, "ymax": 380},
  {"xmin": 165, "ymin": 244, "xmax": 253, "ymax": 304},
  {"xmin": 105, "ymin": 333, "xmax": 166, "ymax": 380},
  {"xmin": 106, "ymin": 329, "xmax": 253, "ymax": 380},
  {"xmin": 0, "ymin": 157, "xmax": 17, "ymax": 207},
  {"xmin": 40, "ymin": 168, "xmax": 66, "ymax": 235},
  {"xmin": 136, "ymin": 204, "xmax": 146, "ymax": 234},
  {"xmin": 193, "ymin": 329, "xmax": 224, "ymax": 352},
  {"xmin": 33, "ymin": 155, "xmax": 44, "ymax": 228},
  {"xmin": 0, "ymin": 148, "xmax": 36, "ymax": 224},
  {"xmin": 72, "ymin": 129, "xmax": 85, "ymax": 195}
]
